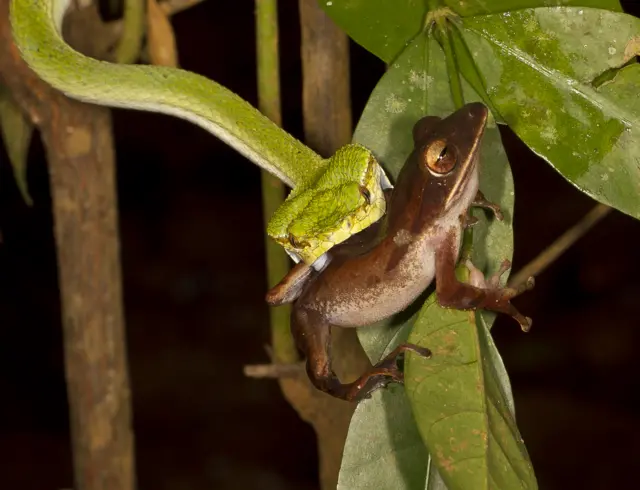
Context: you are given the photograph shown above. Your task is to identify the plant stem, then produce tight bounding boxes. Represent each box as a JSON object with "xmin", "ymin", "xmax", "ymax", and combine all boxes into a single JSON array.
[
  {"xmin": 255, "ymin": 0, "xmax": 298, "ymax": 364},
  {"xmin": 243, "ymin": 362, "xmax": 305, "ymax": 378},
  {"xmin": 0, "ymin": 4, "xmax": 136, "ymax": 488},
  {"xmin": 438, "ymin": 20, "xmax": 464, "ymax": 109},
  {"xmin": 115, "ymin": 0, "xmax": 144, "ymax": 63},
  {"xmin": 509, "ymin": 203, "xmax": 611, "ymax": 288},
  {"xmin": 299, "ymin": 0, "xmax": 352, "ymax": 154},
  {"xmin": 449, "ymin": 23, "xmax": 501, "ymax": 116}
]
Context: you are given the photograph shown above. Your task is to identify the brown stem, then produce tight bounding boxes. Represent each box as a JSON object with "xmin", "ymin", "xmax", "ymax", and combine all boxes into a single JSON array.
[
  {"xmin": 0, "ymin": 2, "xmax": 135, "ymax": 489},
  {"xmin": 297, "ymin": 1, "xmax": 372, "ymax": 488},
  {"xmin": 77, "ymin": 0, "xmax": 206, "ymax": 62},
  {"xmin": 509, "ymin": 203, "xmax": 612, "ymax": 288},
  {"xmin": 299, "ymin": 0, "xmax": 352, "ymax": 157}
]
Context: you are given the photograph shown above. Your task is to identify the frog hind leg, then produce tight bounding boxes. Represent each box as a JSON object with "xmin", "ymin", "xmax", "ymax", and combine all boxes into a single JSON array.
[{"xmin": 292, "ymin": 306, "xmax": 431, "ymax": 402}]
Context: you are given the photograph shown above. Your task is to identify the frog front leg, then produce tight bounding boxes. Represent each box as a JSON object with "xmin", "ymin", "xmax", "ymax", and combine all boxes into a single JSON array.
[
  {"xmin": 435, "ymin": 231, "xmax": 534, "ymax": 331},
  {"xmin": 291, "ymin": 306, "xmax": 431, "ymax": 401},
  {"xmin": 472, "ymin": 190, "xmax": 504, "ymax": 221},
  {"xmin": 463, "ymin": 191, "xmax": 503, "ymax": 229}
]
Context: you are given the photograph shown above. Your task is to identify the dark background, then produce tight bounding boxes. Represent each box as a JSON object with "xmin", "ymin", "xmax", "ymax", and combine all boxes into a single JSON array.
[{"xmin": 1, "ymin": 2, "xmax": 639, "ymax": 489}]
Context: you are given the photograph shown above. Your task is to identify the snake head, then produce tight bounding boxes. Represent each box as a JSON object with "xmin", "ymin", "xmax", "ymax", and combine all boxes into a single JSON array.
[{"xmin": 267, "ymin": 144, "xmax": 390, "ymax": 265}]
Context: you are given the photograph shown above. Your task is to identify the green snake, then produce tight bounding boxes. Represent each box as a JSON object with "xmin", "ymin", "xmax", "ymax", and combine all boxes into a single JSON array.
[{"xmin": 10, "ymin": 0, "xmax": 391, "ymax": 265}]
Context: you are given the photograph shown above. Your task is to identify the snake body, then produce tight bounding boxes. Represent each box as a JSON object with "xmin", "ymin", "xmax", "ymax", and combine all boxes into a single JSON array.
[
  {"xmin": 10, "ymin": 0, "xmax": 325, "ymax": 188},
  {"xmin": 10, "ymin": 0, "xmax": 392, "ymax": 265}
]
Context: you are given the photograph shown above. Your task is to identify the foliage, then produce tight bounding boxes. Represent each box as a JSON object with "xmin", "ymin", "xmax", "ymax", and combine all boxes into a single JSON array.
[
  {"xmin": 320, "ymin": 1, "xmax": 640, "ymax": 489},
  {"xmin": 3, "ymin": 1, "xmax": 638, "ymax": 488}
]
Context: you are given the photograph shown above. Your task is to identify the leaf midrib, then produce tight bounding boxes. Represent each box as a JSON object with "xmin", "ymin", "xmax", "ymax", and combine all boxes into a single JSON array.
[{"xmin": 472, "ymin": 313, "xmax": 490, "ymax": 490}]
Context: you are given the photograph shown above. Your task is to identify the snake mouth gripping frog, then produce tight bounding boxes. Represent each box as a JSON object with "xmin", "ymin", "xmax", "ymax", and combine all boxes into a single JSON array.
[
  {"xmin": 267, "ymin": 143, "xmax": 392, "ymax": 266},
  {"xmin": 267, "ymin": 103, "xmax": 534, "ymax": 402}
]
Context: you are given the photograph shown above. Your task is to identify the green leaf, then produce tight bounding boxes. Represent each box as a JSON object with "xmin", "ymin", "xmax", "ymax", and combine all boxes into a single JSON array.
[
  {"xmin": 339, "ymin": 315, "xmax": 521, "ymax": 490},
  {"xmin": 426, "ymin": 463, "xmax": 448, "ymax": 490},
  {"xmin": 339, "ymin": 316, "xmax": 432, "ymax": 490},
  {"xmin": 461, "ymin": 8, "xmax": 640, "ymax": 219},
  {"xmin": 405, "ymin": 307, "xmax": 535, "ymax": 490},
  {"xmin": 319, "ymin": 0, "xmax": 622, "ymax": 63},
  {"xmin": 0, "ymin": 84, "xmax": 33, "ymax": 205},
  {"xmin": 443, "ymin": 0, "xmax": 622, "ymax": 18},
  {"xmin": 339, "ymin": 34, "xmax": 531, "ymax": 489},
  {"xmin": 338, "ymin": 385, "xmax": 429, "ymax": 489}
]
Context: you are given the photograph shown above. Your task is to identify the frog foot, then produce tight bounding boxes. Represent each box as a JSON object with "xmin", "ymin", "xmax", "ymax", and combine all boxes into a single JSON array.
[
  {"xmin": 461, "ymin": 214, "xmax": 479, "ymax": 229},
  {"xmin": 347, "ymin": 343, "xmax": 432, "ymax": 402},
  {"xmin": 464, "ymin": 259, "xmax": 534, "ymax": 332},
  {"xmin": 472, "ymin": 190, "xmax": 504, "ymax": 221}
]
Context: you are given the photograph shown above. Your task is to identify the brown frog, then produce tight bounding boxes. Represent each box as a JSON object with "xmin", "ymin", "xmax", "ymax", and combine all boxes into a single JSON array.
[{"xmin": 267, "ymin": 103, "xmax": 534, "ymax": 402}]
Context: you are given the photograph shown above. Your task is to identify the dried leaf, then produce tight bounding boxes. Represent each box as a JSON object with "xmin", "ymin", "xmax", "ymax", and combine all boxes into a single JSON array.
[{"xmin": 623, "ymin": 35, "xmax": 640, "ymax": 63}]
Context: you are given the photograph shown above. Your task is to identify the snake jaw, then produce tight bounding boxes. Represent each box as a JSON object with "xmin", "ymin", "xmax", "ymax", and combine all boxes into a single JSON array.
[{"xmin": 268, "ymin": 144, "xmax": 390, "ymax": 265}]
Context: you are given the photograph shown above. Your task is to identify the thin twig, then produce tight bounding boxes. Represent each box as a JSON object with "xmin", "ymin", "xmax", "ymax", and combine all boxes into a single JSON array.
[
  {"xmin": 104, "ymin": 0, "xmax": 207, "ymax": 47},
  {"xmin": 509, "ymin": 203, "xmax": 612, "ymax": 288},
  {"xmin": 115, "ymin": 0, "xmax": 144, "ymax": 63},
  {"xmin": 255, "ymin": 0, "xmax": 297, "ymax": 364},
  {"xmin": 243, "ymin": 362, "xmax": 305, "ymax": 379}
]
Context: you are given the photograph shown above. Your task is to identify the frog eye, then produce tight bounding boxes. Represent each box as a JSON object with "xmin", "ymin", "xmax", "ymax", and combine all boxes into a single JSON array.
[
  {"xmin": 424, "ymin": 139, "xmax": 458, "ymax": 175},
  {"xmin": 359, "ymin": 186, "xmax": 371, "ymax": 205}
]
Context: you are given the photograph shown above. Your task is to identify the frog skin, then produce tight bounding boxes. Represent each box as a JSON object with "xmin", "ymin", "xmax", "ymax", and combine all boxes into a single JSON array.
[{"xmin": 266, "ymin": 103, "xmax": 534, "ymax": 402}]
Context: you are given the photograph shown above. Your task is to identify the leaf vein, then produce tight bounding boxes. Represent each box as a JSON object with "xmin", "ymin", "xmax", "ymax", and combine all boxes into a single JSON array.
[
  {"xmin": 426, "ymin": 409, "xmax": 485, "ymax": 437},
  {"xmin": 467, "ymin": 23, "xmax": 639, "ymax": 127}
]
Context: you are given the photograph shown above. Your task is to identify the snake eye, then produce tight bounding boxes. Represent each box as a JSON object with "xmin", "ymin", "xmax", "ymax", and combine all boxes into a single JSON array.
[
  {"xmin": 287, "ymin": 234, "xmax": 310, "ymax": 249},
  {"xmin": 423, "ymin": 139, "xmax": 458, "ymax": 175},
  {"xmin": 288, "ymin": 234, "xmax": 301, "ymax": 248},
  {"xmin": 359, "ymin": 186, "xmax": 371, "ymax": 205}
]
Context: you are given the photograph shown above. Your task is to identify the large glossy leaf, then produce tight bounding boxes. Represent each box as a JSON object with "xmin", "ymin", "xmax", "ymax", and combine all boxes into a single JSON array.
[
  {"xmin": 461, "ymin": 8, "xmax": 640, "ymax": 219},
  {"xmin": 319, "ymin": 0, "xmax": 622, "ymax": 63},
  {"xmin": 405, "ymin": 306, "xmax": 535, "ymax": 490},
  {"xmin": 338, "ymin": 385, "xmax": 429, "ymax": 489},
  {"xmin": 338, "ymin": 34, "xmax": 531, "ymax": 489},
  {"xmin": 443, "ymin": 0, "xmax": 621, "ymax": 16},
  {"xmin": 339, "ymin": 313, "xmax": 519, "ymax": 490},
  {"xmin": 0, "ymin": 84, "xmax": 33, "ymax": 205}
]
